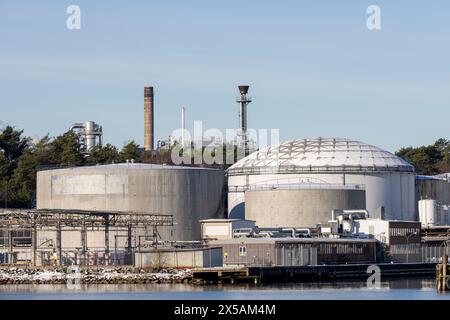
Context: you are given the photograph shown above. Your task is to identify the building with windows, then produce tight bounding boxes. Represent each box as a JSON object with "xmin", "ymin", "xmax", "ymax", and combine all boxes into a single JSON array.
[
  {"xmin": 354, "ymin": 219, "xmax": 421, "ymax": 245},
  {"xmin": 210, "ymin": 237, "xmax": 378, "ymax": 267},
  {"xmin": 354, "ymin": 219, "xmax": 422, "ymax": 263}
]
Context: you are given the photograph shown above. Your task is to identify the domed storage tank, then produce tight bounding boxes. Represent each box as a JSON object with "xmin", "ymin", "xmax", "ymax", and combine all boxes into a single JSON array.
[
  {"xmin": 227, "ymin": 138, "xmax": 416, "ymax": 224},
  {"xmin": 37, "ymin": 163, "xmax": 225, "ymax": 241}
]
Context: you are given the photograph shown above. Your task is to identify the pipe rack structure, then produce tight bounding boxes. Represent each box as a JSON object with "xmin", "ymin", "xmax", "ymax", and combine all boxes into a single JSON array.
[{"xmin": 0, "ymin": 209, "xmax": 174, "ymax": 266}]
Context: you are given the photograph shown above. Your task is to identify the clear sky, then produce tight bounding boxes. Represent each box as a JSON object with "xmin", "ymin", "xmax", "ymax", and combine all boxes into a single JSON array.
[{"xmin": 1, "ymin": 0, "xmax": 449, "ymax": 153}]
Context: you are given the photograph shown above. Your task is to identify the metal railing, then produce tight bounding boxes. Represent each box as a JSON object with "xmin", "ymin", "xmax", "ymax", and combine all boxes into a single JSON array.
[
  {"xmin": 227, "ymin": 164, "xmax": 415, "ymax": 176},
  {"xmin": 229, "ymin": 183, "xmax": 364, "ymax": 193}
]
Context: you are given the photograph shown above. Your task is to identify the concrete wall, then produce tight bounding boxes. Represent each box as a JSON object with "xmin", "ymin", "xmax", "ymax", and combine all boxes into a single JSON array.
[
  {"xmin": 245, "ymin": 189, "xmax": 366, "ymax": 228},
  {"xmin": 228, "ymin": 171, "xmax": 416, "ymax": 222},
  {"xmin": 134, "ymin": 247, "xmax": 223, "ymax": 268},
  {"xmin": 201, "ymin": 220, "xmax": 255, "ymax": 240},
  {"xmin": 37, "ymin": 165, "xmax": 225, "ymax": 241}
]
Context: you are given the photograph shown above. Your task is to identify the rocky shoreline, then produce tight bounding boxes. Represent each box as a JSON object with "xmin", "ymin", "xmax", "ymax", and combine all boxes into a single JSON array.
[{"xmin": 0, "ymin": 267, "xmax": 195, "ymax": 285}]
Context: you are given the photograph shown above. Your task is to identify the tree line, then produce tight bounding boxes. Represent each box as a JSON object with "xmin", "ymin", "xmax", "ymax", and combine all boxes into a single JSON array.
[
  {"xmin": 1, "ymin": 124, "xmax": 449, "ymax": 208},
  {"xmin": 395, "ymin": 138, "xmax": 450, "ymax": 175}
]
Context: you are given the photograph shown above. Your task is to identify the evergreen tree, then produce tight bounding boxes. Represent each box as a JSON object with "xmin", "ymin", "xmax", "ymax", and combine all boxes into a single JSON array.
[
  {"xmin": 86, "ymin": 144, "xmax": 120, "ymax": 164},
  {"xmin": 119, "ymin": 141, "xmax": 142, "ymax": 162},
  {"xmin": 9, "ymin": 136, "xmax": 52, "ymax": 207},
  {"xmin": 0, "ymin": 126, "xmax": 29, "ymax": 175},
  {"xmin": 0, "ymin": 126, "xmax": 30, "ymax": 207},
  {"xmin": 396, "ymin": 143, "xmax": 445, "ymax": 175},
  {"xmin": 48, "ymin": 131, "xmax": 84, "ymax": 166}
]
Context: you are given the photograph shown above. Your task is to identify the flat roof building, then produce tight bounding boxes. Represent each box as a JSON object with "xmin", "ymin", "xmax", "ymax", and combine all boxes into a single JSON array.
[{"xmin": 210, "ymin": 237, "xmax": 378, "ymax": 267}]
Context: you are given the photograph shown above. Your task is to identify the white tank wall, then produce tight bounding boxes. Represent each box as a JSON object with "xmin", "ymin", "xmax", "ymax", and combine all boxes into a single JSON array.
[
  {"xmin": 37, "ymin": 166, "xmax": 225, "ymax": 241},
  {"xmin": 228, "ymin": 171, "xmax": 416, "ymax": 222},
  {"xmin": 418, "ymin": 199, "xmax": 437, "ymax": 228}
]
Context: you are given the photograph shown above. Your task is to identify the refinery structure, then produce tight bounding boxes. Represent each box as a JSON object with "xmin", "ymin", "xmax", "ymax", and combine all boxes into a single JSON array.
[{"xmin": 1, "ymin": 85, "xmax": 450, "ymax": 269}]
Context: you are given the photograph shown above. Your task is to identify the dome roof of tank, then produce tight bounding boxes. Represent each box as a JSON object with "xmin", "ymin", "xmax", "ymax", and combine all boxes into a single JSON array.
[{"xmin": 227, "ymin": 137, "xmax": 415, "ymax": 175}]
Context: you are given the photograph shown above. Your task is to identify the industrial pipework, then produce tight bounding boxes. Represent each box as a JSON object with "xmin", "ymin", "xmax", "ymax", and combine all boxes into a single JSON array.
[
  {"xmin": 144, "ymin": 86, "xmax": 154, "ymax": 152},
  {"xmin": 236, "ymin": 85, "xmax": 252, "ymax": 156},
  {"xmin": 331, "ymin": 209, "xmax": 370, "ymax": 221},
  {"xmin": 69, "ymin": 121, "xmax": 103, "ymax": 154},
  {"xmin": 326, "ymin": 209, "xmax": 369, "ymax": 237},
  {"xmin": 245, "ymin": 227, "xmax": 312, "ymax": 238}
]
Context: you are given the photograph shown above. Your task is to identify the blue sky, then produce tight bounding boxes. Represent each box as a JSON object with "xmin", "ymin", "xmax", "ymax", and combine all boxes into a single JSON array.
[{"xmin": 1, "ymin": 1, "xmax": 449, "ymax": 152}]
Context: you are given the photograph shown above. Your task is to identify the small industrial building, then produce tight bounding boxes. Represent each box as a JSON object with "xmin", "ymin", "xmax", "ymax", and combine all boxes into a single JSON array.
[
  {"xmin": 354, "ymin": 219, "xmax": 421, "ymax": 245},
  {"xmin": 134, "ymin": 247, "xmax": 223, "ymax": 269},
  {"xmin": 318, "ymin": 212, "xmax": 423, "ymax": 263},
  {"xmin": 354, "ymin": 219, "xmax": 422, "ymax": 263},
  {"xmin": 227, "ymin": 138, "xmax": 416, "ymax": 226},
  {"xmin": 210, "ymin": 238, "xmax": 378, "ymax": 267}
]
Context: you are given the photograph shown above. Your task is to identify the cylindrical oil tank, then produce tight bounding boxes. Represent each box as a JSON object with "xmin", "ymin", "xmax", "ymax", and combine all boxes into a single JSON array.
[
  {"xmin": 245, "ymin": 188, "xmax": 366, "ymax": 228},
  {"xmin": 227, "ymin": 138, "xmax": 416, "ymax": 223},
  {"xmin": 418, "ymin": 199, "xmax": 437, "ymax": 228},
  {"xmin": 37, "ymin": 164, "xmax": 225, "ymax": 241}
]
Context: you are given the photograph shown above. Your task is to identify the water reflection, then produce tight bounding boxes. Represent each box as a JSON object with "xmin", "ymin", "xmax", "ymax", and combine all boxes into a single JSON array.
[{"xmin": 0, "ymin": 277, "xmax": 447, "ymax": 300}]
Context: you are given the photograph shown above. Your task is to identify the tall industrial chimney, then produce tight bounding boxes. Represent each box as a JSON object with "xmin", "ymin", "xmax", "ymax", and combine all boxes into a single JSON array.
[
  {"xmin": 236, "ymin": 85, "xmax": 252, "ymax": 156},
  {"xmin": 144, "ymin": 86, "xmax": 154, "ymax": 152}
]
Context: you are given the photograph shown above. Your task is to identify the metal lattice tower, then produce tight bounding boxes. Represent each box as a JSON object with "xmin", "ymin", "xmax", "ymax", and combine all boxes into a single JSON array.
[{"xmin": 236, "ymin": 85, "xmax": 252, "ymax": 156}]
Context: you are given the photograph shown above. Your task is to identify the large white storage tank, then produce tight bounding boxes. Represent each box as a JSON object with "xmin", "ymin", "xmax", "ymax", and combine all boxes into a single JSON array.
[
  {"xmin": 37, "ymin": 163, "xmax": 225, "ymax": 241},
  {"xmin": 418, "ymin": 199, "xmax": 438, "ymax": 228},
  {"xmin": 227, "ymin": 138, "xmax": 416, "ymax": 224}
]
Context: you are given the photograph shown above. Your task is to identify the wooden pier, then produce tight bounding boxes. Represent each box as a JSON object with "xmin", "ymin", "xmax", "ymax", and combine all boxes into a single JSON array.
[
  {"xmin": 436, "ymin": 255, "xmax": 449, "ymax": 291},
  {"xmin": 193, "ymin": 263, "xmax": 437, "ymax": 284}
]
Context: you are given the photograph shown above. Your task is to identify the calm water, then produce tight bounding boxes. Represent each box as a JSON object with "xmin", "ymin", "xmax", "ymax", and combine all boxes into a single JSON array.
[{"xmin": 0, "ymin": 277, "xmax": 449, "ymax": 300}]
